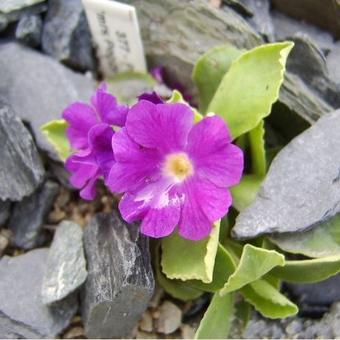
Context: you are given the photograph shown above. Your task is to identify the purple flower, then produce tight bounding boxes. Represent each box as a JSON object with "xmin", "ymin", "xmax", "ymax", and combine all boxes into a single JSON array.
[
  {"xmin": 107, "ymin": 100, "xmax": 243, "ymax": 240},
  {"xmin": 63, "ymin": 84, "xmax": 128, "ymax": 200},
  {"xmin": 138, "ymin": 91, "xmax": 164, "ymax": 104}
]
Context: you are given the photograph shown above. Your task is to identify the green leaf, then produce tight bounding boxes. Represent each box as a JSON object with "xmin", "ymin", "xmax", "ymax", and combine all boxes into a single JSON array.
[
  {"xmin": 208, "ymin": 42, "xmax": 294, "ymax": 139},
  {"xmin": 195, "ymin": 293, "xmax": 235, "ymax": 339},
  {"xmin": 241, "ymin": 279, "xmax": 298, "ymax": 319},
  {"xmin": 41, "ymin": 119, "xmax": 70, "ymax": 161},
  {"xmin": 249, "ymin": 120, "xmax": 266, "ymax": 177},
  {"xmin": 270, "ymin": 214, "xmax": 340, "ymax": 258},
  {"xmin": 167, "ymin": 89, "xmax": 203, "ymax": 122},
  {"xmin": 187, "ymin": 244, "xmax": 236, "ymax": 292},
  {"xmin": 161, "ymin": 222, "xmax": 220, "ymax": 283},
  {"xmin": 192, "ymin": 44, "xmax": 243, "ymax": 113},
  {"xmin": 154, "ymin": 245, "xmax": 203, "ymax": 301},
  {"xmin": 270, "ymin": 254, "xmax": 340, "ymax": 283},
  {"xmin": 230, "ymin": 174, "xmax": 263, "ymax": 211},
  {"xmin": 220, "ymin": 244, "xmax": 285, "ymax": 295}
]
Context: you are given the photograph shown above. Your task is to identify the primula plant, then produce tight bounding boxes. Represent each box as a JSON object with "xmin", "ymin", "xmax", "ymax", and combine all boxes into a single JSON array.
[{"xmin": 42, "ymin": 42, "xmax": 340, "ymax": 338}]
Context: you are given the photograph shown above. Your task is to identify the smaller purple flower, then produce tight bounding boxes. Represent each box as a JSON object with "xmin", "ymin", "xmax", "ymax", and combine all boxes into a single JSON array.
[
  {"xmin": 107, "ymin": 100, "xmax": 244, "ymax": 240},
  {"xmin": 63, "ymin": 84, "xmax": 128, "ymax": 200}
]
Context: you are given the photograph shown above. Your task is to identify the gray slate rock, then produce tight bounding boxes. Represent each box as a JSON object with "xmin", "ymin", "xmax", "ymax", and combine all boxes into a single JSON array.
[
  {"xmin": 42, "ymin": 0, "xmax": 95, "ymax": 72},
  {"xmin": 0, "ymin": 0, "xmax": 45, "ymax": 13},
  {"xmin": 0, "ymin": 14, "xmax": 8, "ymax": 32},
  {"xmin": 0, "ymin": 42, "xmax": 94, "ymax": 160},
  {"xmin": 235, "ymin": 302, "xmax": 340, "ymax": 339},
  {"xmin": 82, "ymin": 212, "xmax": 154, "ymax": 339},
  {"xmin": 327, "ymin": 41, "xmax": 340, "ymax": 85},
  {"xmin": 0, "ymin": 2, "xmax": 46, "ymax": 29},
  {"xmin": 239, "ymin": 0, "xmax": 274, "ymax": 41},
  {"xmin": 0, "ymin": 248, "xmax": 77, "ymax": 338},
  {"xmin": 286, "ymin": 34, "xmax": 340, "ymax": 110},
  {"xmin": 42, "ymin": 220, "xmax": 87, "ymax": 305},
  {"xmin": 272, "ymin": 10, "xmax": 335, "ymax": 53},
  {"xmin": 232, "ymin": 109, "xmax": 340, "ymax": 239},
  {"xmin": 9, "ymin": 180, "xmax": 59, "ymax": 249},
  {"xmin": 15, "ymin": 14, "xmax": 42, "ymax": 47},
  {"xmin": 279, "ymin": 34, "xmax": 340, "ymax": 125},
  {"xmin": 0, "ymin": 201, "xmax": 10, "ymax": 227},
  {"xmin": 286, "ymin": 274, "xmax": 340, "ymax": 309},
  {"xmin": 0, "ymin": 101, "xmax": 44, "ymax": 201},
  {"xmin": 272, "ymin": 0, "xmax": 340, "ymax": 39}
]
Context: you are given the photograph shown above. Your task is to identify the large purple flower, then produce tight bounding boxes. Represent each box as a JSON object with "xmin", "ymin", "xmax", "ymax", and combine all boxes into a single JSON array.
[
  {"xmin": 63, "ymin": 84, "xmax": 128, "ymax": 200},
  {"xmin": 107, "ymin": 100, "xmax": 243, "ymax": 240}
]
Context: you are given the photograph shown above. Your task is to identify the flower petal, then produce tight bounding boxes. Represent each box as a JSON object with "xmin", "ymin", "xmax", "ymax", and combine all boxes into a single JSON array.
[
  {"xmin": 119, "ymin": 177, "xmax": 181, "ymax": 238},
  {"xmin": 138, "ymin": 91, "xmax": 164, "ymax": 104},
  {"xmin": 63, "ymin": 103, "xmax": 98, "ymax": 150},
  {"xmin": 119, "ymin": 193, "xmax": 148, "ymax": 223},
  {"xmin": 92, "ymin": 88, "xmax": 128, "ymax": 127},
  {"xmin": 177, "ymin": 176, "xmax": 231, "ymax": 240},
  {"xmin": 88, "ymin": 124, "xmax": 115, "ymax": 180},
  {"xmin": 79, "ymin": 171, "xmax": 100, "ymax": 200},
  {"xmin": 193, "ymin": 178, "xmax": 232, "ymax": 222},
  {"xmin": 187, "ymin": 116, "xmax": 243, "ymax": 187},
  {"xmin": 126, "ymin": 100, "xmax": 194, "ymax": 152},
  {"xmin": 107, "ymin": 128, "xmax": 161, "ymax": 193},
  {"xmin": 141, "ymin": 203, "xmax": 180, "ymax": 238},
  {"xmin": 65, "ymin": 152, "xmax": 98, "ymax": 189}
]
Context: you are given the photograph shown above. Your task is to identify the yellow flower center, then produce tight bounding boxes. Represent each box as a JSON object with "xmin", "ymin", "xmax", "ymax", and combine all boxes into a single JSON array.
[{"xmin": 163, "ymin": 152, "xmax": 194, "ymax": 182}]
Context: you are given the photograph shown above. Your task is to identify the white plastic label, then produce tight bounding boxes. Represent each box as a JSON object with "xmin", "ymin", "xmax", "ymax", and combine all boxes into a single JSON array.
[{"xmin": 82, "ymin": 0, "xmax": 147, "ymax": 76}]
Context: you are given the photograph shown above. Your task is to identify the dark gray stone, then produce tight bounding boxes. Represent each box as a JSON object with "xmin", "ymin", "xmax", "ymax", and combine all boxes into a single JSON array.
[
  {"xmin": 15, "ymin": 14, "xmax": 42, "ymax": 47},
  {"xmin": 0, "ymin": 201, "xmax": 10, "ymax": 227},
  {"xmin": 121, "ymin": 0, "xmax": 262, "ymax": 99},
  {"xmin": 0, "ymin": 14, "xmax": 8, "ymax": 32},
  {"xmin": 222, "ymin": 0, "xmax": 253, "ymax": 17},
  {"xmin": 327, "ymin": 41, "xmax": 340, "ymax": 85},
  {"xmin": 234, "ymin": 302, "xmax": 340, "ymax": 339},
  {"xmin": 9, "ymin": 180, "xmax": 59, "ymax": 249},
  {"xmin": 286, "ymin": 274, "xmax": 340, "ymax": 308},
  {"xmin": 279, "ymin": 72, "xmax": 334, "ymax": 124},
  {"xmin": 286, "ymin": 34, "xmax": 340, "ymax": 110},
  {"xmin": 0, "ymin": 248, "xmax": 77, "ymax": 338},
  {"xmin": 0, "ymin": 101, "xmax": 44, "ymax": 201},
  {"xmin": 49, "ymin": 161, "xmax": 73, "ymax": 189},
  {"xmin": 239, "ymin": 0, "xmax": 274, "ymax": 41},
  {"xmin": 278, "ymin": 34, "xmax": 340, "ymax": 125},
  {"xmin": 232, "ymin": 109, "xmax": 340, "ymax": 239},
  {"xmin": 272, "ymin": 0, "xmax": 340, "ymax": 39},
  {"xmin": 42, "ymin": 0, "xmax": 95, "ymax": 72},
  {"xmin": 42, "ymin": 220, "xmax": 87, "ymax": 305},
  {"xmin": 82, "ymin": 212, "xmax": 154, "ymax": 339},
  {"xmin": 0, "ymin": 42, "xmax": 94, "ymax": 160},
  {"xmin": 272, "ymin": 10, "xmax": 335, "ymax": 53}
]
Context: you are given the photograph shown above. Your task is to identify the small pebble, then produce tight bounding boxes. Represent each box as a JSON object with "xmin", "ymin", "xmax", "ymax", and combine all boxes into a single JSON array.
[
  {"xmin": 181, "ymin": 324, "xmax": 196, "ymax": 339},
  {"xmin": 139, "ymin": 310, "xmax": 153, "ymax": 332},
  {"xmin": 156, "ymin": 301, "xmax": 182, "ymax": 335},
  {"xmin": 0, "ymin": 229, "xmax": 10, "ymax": 257},
  {"xmin": 62, "ymin": 326, "xmax": 85, "ymax": 339},
  {"xmin": 47, "ymin": 208, "xmax": 66, "ymax": 224},
  {"xmin": 149, "ymin": 286, "xmax": 164, "ymax": 308},
  {"xmin": 136, "ymin": 330, "xmax": 158, "ymax": 339}
]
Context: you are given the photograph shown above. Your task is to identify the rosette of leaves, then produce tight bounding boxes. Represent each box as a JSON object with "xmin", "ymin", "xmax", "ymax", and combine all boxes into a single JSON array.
[{"xmin": 42, "ymin": 42, "xmax": 340, "ymax": 339}]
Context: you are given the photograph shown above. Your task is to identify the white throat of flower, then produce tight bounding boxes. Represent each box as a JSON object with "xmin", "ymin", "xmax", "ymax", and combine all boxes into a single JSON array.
[{"xmin": 163, "ymin": 152, "xmax": 194, "ymax": 183}]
